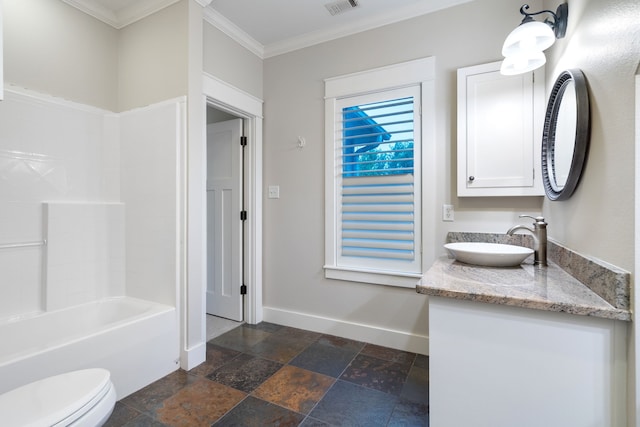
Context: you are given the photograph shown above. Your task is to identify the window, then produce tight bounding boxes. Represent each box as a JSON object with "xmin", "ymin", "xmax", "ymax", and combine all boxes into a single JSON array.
[
  {"xmin": 324, "ymin": 57, "xmax": 436, "ymax": 287},
  {"xmin": 337, "ymin": 87, "xmax": 421, "ymax": 273}
]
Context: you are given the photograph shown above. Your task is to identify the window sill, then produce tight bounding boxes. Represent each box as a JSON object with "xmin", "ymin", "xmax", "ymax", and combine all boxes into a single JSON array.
[{"xmin": 324, "ymin": 265, "xmax": 422, "ymax": 288}]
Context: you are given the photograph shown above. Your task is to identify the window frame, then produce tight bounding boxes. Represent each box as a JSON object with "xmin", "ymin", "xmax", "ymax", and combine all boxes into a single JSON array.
[{"xmin": 324, "ymin": 57, "xmax": 436, "ymax": 288}]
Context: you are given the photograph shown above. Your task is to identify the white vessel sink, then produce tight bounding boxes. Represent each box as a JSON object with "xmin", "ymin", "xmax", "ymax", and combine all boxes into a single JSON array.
[{"xmin": 444, "ymin": 242, "xmax": 533, "ymax": 267}]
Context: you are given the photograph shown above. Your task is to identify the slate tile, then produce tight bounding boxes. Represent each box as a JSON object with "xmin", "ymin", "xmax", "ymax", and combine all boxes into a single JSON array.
[
  {"xmin": 155, "ymin": 378, "xmax": 246, "ymax": 426},
  {"xmin": 209, "ymin": 325, "xmax": 272, "ymax": 352},
  {"xmin": 340, "ymin": 354, "xmax": 411, "ymax": 396},
  {"xmin": 188, "ymin": 343, "xmax": 241, "ymax": 378},
  {"xmin": 360, "ymin": 343, "xmax": 416, "ymax": 367},
  {"xmin": 121, "ymin": 370, "xmax": 198, "ymax": 415},
  {"xmin": 387, "ymin": 398, "xmax": 430, "ymax": 426},
  {"xmin": 253, "ymin": 365, "xmax": 335, "ymax": 415},
  {"xmin": 309, "ymin": 380, "xmax": 397, "ymax": 426},
  {"xmin": 242, "ymin": 322, "xmax": 284, "ymax": 333},
  {"xmin": 207, "ymin": 353, "xmax": 282, "ymax": 393},
  {"xmin": 213, "ymin": 396, "xmax": 304, "ymax": 426},
  {"xmin": 248, "ymin": 333, "xmax": 312, "ymax": 364},
  {"xmin": 272, "ymin": 325, "xmax": 322, "ymax": 342},
  {"xmin": 401, "ymin": 365, "xmax": 429, "ymax": 404},
  {"xmin": 290, "ymin": 341, "xmax": 358, "ymax": 377}
]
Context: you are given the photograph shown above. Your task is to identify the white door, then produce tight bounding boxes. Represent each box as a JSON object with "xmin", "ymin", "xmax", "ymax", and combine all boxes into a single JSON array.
[{"xmin": 206, "ymin": 119, "xmax": 243, "ymax": 321}]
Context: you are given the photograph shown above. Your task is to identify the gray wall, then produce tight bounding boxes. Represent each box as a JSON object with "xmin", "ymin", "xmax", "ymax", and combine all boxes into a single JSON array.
[
  {"xmin": 542, "ymin": 0, "xmax": 640, "ymax": 273},
  {"xmin": 203, "ymin": 22, "xmax": 264, "ymax": 99},
  {"xmin": 4, "ymin": 0, "xmax": 119, "ymax": 111},
  {"xmin": 4, "ymin": 0, "xmax": 191, "ymax": 113},
  {"xmin": 261, "ymin": 0, "xmax": 639, "ymax": 345},
  {"xmin": 118, "ymin": 1, "xmax": 189, "ymax": 112},
  {"xmin": 261, "ymin": 0, "xmax": 545, "ymax": 344},
  {"xmin": 541, "ymin": 1, "xmax": 640, "ymax": 419}
]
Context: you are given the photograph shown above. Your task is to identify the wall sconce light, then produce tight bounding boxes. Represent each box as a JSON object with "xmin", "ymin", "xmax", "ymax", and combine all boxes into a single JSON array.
[{"xmin": 500, "ymin": 3, "xmax": 569, "ymax": 75}]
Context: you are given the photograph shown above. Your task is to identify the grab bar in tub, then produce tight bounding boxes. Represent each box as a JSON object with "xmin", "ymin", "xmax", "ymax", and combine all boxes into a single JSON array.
[{"xmin": 0, "ymin": 240, "xmax": 47, "ymax": 250}]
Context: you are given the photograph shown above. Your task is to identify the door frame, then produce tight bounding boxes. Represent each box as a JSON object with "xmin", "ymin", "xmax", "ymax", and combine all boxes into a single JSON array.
[
  {"xmin": 182, "ymin": 72, "xmax": 262, "ymax": 370},
  {"xmin": 203, "ymin": 73, "xmax": 263, "ymax": 325}
]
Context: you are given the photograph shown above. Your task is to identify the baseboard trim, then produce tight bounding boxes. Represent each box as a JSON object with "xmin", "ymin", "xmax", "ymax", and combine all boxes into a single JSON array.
[
  {"xmin": 180, "ymin": 341, "xmax": 206, "ymax": 370},
  {"xmin": 263, "ymin": 307, "xmax": 429, "ymax": 355}
]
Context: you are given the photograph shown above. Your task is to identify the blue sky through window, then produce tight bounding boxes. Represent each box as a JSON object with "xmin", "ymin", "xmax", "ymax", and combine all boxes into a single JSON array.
[{"xmin": 342, "ymin": 97, "xmax": 414, "ymax": 177}]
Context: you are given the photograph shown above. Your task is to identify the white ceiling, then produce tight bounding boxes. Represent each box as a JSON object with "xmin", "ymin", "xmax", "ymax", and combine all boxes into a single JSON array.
[{"xmin": 62, "ymin": 0, "xmax": 472, "ymax": 57}]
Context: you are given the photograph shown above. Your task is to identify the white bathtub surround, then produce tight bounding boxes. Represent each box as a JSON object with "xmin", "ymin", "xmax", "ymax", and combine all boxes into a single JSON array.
[
  {"xmin": 0, "ymin": 87, "xmax": 185, "ymax": 398},
  {"xmin": 44, "ymin": 202, "xmax": 125, "ymax": 311},
  {"xmin": 0, "ymin": 87, "xmax": 120, "ymax": 203},
  {"xmin": 0, "ymin": 297, "xmax": 178, "ymax": 399},
  {"xmin": 0, "ymin": 88, "xmax": 119, "ymax": 321},
  {"xmin": 0, "ymin": 235, "xmax": 43, "ymax": 320},
  {"xmin": 119, "ymin": 99, "xmax": 185, "ymax": 307}
]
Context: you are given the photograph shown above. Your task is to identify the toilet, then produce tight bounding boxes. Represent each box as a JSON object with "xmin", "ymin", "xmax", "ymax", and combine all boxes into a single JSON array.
[{"xmin": 0, "ymin": 368, "xmax": 116, "ymax": 427}]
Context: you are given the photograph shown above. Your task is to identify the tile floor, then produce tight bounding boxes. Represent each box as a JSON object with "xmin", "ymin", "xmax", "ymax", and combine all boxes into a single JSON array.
[
  {"xmin": 105, "ymin": 322, "xmax": 429, "ymax": 426},
  {"xmin": 205, "ymin": 315, "xmax": 243, "ymax": 341}
]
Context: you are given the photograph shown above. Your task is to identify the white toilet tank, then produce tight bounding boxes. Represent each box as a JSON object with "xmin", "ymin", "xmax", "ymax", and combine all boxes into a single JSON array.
[{"xmin": 0, "ymin": 368, "xmax": 116, "ymax": 427}]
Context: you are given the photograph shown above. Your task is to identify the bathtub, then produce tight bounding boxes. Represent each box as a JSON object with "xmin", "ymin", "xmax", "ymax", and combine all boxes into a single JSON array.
[{"xmin": 0, "ymin": 296, "xmax": 179, "ymax": 399}]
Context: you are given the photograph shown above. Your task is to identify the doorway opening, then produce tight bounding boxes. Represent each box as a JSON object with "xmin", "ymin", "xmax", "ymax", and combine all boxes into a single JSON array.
[
  {"xmin": 206, "ymin": 105, "xmax": 245, "ymax": 339},
  {"xmin": 200, "ymin": 72, "xmax": 264, "ymax": 337}
]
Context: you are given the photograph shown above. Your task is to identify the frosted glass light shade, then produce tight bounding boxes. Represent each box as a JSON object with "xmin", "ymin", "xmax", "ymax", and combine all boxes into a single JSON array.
[
  {"xmin": 502, "ymin": 20, "xmax": 555, "ymax": 57},
  {"xmin": 500, "ymin": 50, "xmax": 546, "ymax": 75}
]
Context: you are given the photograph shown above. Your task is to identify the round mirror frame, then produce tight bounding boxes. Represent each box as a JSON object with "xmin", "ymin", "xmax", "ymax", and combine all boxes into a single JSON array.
[{"xmin": 541, "ymin": 69, "xmax": 591, "ymax": 201}]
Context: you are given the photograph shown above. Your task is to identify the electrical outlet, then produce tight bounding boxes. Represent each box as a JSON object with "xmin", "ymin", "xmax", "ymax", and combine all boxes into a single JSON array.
[{"xmin": 443, "ymin": 204, "xmax": 454, "ymax": 222}]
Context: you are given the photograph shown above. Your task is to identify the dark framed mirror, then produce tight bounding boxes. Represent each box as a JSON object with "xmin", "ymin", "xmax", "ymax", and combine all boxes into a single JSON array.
[{"xmin": 541, "ymin": 69, "xmax": 590, "ymax": 201}]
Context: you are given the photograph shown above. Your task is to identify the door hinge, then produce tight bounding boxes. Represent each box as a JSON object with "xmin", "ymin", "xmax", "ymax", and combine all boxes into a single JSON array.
[
  {"xmin": 240, "ymin": 284, "xmax": 247, "ymax": 295},
  {"xmin": 240, "ymin": 210, "xmax": 247, "ymax": 221},
  {"xmin": 240, "ymin": 136, "xmax": 247, "ymax": 146}
]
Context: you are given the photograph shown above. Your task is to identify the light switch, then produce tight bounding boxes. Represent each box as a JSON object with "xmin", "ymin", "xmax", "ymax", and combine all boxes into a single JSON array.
[{"xmin": 268, "ymin": 185, "xmax": 280, "ymax": 199}]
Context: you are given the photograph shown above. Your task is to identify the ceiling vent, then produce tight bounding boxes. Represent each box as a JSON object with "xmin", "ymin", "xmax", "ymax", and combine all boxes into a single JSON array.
[{"xmin": 325, "ymin": 0, "xmax": 359, "ymax": 16}]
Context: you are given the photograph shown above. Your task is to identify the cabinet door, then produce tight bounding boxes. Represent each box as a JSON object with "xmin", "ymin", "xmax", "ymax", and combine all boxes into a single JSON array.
[
  {"xmin": 429, "ymin": 297, "xmax": 627, "ymax": 427},
  {"xmin": 457, "ymin": 61, "xmax": 544, "ymax": 196}
]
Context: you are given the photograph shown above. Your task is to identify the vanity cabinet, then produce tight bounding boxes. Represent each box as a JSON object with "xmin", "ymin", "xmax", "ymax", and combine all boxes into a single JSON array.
[
  {"xmin": 457, "ymin": 61, "xmax": 545, "ymax": 196},
  {"xmin": 429, "ymin": 297, "xmax": 627, "ymax": 427}
]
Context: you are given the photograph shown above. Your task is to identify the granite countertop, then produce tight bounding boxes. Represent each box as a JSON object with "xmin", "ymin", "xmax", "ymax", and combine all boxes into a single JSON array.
[{"xmin": 417, "ymin": 256, "xmax": 631, "ymax": 321}]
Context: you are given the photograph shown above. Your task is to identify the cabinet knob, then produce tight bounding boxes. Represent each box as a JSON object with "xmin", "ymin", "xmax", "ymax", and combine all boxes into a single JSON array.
[{"xmin": 468, "ymin": 176, "xmax": 475, "ymax": 182}]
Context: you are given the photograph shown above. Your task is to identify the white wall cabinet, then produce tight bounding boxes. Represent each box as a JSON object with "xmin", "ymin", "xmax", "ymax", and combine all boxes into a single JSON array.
[
  {"xmin": 429, "ymin": 297, "xmax": 627, "ymax": 427},
  {"xmin": 457, "ymin": 61, "xmax": 544, "ymax": 196}
]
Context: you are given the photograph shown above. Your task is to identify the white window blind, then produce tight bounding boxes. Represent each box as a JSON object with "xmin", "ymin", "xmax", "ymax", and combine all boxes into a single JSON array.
[
  {"xmin": 324, "ymin": 56, "xmax": 436, "ymax": 287},
  {"xmin": 341, "ymin": 174, "xmax": 415, "ymax": 260},
  {"xmin": 334, "ymin": 86, "xmax": 422, "ymax": 274}
]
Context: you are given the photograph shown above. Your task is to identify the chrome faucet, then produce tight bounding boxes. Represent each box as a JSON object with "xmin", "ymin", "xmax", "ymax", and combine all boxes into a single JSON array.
[{"xmin": 507, "ymin": 215, "xmax": 548, "ymax": 266}]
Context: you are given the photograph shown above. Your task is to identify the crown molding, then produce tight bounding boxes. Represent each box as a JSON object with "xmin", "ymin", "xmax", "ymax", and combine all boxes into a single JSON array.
[
  {"xmin": 64, "ymin": 0, "xmax": 472, "ymax": 57},
  {"xmin": 263, "ymin": 0, "xmax": 473, "ymax": 58},
  {"xmin": 203, "ymin": 8, "xmax": 265, "ymax": 59},
  {"xmin": 203, "ymin": 0, "xmax": 473, "ymax": 59},
  {"xmin": 61, "ymin": 0, "xmax": 181, "ymax": 29}
]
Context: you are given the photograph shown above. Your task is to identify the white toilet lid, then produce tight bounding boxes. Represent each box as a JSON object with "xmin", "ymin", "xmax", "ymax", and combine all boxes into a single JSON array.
[{"xmin": 0, "ymin": 368, "xmax": 112, "ymax": 427}]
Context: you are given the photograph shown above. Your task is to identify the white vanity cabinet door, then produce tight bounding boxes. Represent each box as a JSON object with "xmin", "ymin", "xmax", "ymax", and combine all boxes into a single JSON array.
[
  {"xmin": 429, "ymin": 297, "xmax": 627, "ymax": 427},
  {"xmin": 457, "ymin": 61, "xmax": 544, "ymax": 196}
]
